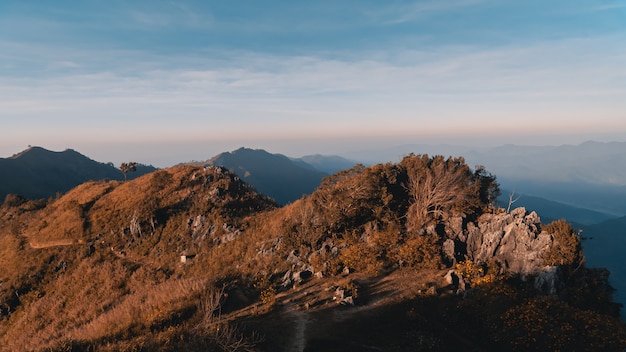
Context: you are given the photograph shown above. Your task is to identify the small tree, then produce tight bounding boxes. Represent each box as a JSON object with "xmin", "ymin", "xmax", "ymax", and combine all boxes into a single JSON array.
[{"xmin": 120, "ymin": 162, "xmax": 138, "ymax": 181}]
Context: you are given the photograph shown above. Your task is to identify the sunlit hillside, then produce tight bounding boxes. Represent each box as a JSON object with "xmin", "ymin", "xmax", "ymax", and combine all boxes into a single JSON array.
[{"xmin": 0, "ymin": 156, "xmax": 624, "ymax": 351}]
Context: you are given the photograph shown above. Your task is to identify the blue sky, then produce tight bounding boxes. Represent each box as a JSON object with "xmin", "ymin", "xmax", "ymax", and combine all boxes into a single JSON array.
[{"xmin": 1, "ymin": 1, "xmax": 625, "ymax": 166}]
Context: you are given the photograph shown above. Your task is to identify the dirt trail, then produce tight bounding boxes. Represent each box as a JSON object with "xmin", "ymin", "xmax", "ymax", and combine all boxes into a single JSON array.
[{"xmin": 28, "ymin": 239, "xmax": 81, "ymax": 249}]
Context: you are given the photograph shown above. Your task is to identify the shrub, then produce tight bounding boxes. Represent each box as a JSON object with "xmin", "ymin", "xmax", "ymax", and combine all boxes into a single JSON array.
[
  {"xmin": 455, "ymin": 260, "xmax": 497, "ymax": 287},
  {"xmin": 396, "ymin": 234, "xmax": 441, "ymax": 269},
  {"xmin": 542, "ymin": 219, "xmax": 582, "ymax": 267}
]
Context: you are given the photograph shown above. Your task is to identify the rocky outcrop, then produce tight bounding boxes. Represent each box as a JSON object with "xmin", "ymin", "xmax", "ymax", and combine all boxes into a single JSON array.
[{"xmin": 444, "ymin": 207, "xmax": 552, "ymax": 277}]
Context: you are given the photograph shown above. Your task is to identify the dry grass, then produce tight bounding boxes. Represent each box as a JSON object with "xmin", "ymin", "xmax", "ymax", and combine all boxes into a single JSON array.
[
  {"xmin": 1, "ymin": 252, "xmax": 209, "ymax": 351},
  {"xmin": 0, "ymin": 157, "xmax": 624, "ymax": 351},
  {"xmin": 24, "ymin": 181, "xmax": 116, "ymax": 244}
]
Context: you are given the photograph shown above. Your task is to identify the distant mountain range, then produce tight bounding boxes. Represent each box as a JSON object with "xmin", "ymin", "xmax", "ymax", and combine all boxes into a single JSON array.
[
  {"xmin": 1, "ymin": 143, "xmax": 625, "ymax": 321},
  {"xmin": 0, "ymin": 146, "xmax": 156, "ymax": 202},
  {"xmin": 203, "ymin": 147, "xmax": 333, "ymax": 205},
  {"xmin": 292, "ymin": 154, "xmax": 357, "ymax": 175},
  {"xmin": 497, "ymin": 190, "xmax": 616, "ymax": 226}
]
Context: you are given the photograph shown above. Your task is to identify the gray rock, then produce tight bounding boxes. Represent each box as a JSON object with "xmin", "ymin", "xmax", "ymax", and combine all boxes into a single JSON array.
[
  {"xmin": 444, "ymin": 270, "xmax": 466, "ymax": 293},
  {"xmin": 534, "ymin": 266, "xmax": 562, "ymax": 295},
  {"xmin": 293, "ymin": 270, "xmax": 313, "ymax": 283},
  {"xmin": 341, "ymin": 296, "xmax": 355, "ymax": 306},
  {"xmin": 446, "ymin": 215, "xmax": 466, "ymax": 241},
  {"xmin": 442, "ymin": 239, "xmax": 456, "ymax": 264},
  {"xmin": 466, "ymin": 207, "xmax": 550, "ymax": 277},
  {"xmin": 333, "ymin": 287, "xmax": 345, "ymax": 301}
]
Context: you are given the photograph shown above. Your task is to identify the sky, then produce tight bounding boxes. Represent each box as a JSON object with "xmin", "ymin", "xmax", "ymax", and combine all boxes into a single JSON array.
[{"xmin": 1, "ymin": 0, "xmax": 625, "ymax": 167}]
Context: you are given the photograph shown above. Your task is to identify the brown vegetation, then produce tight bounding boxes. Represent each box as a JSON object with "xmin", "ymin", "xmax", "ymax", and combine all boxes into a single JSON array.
[{"xmin": 0, "ymin": 155, "xmax": 624, "ymax": 351}]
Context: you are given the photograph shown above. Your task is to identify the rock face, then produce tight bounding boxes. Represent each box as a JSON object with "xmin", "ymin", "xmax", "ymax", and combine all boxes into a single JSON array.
[
  {"xmin": 445, "ymin": 207, "xmax": 552, "ymax": 277},
  {"xmin": 534, "ymin": 266, "xmax": 562, "ymax": 295}
]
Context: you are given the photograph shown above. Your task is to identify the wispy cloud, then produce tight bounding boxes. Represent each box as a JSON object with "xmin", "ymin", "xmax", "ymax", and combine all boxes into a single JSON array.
[
  {"xmin": 2, "ymin": 34, "xmax": 625, "ymax": 140},
  {"xmin": 591, "ymin": 2, "xmax": 626, "ymax": 11},
  {"xmin": 363, "ymin": 0, "xmax": 487, "ymax": 25},
  {"xmin": 125, "ymin": 2, "xmax": 214, "ymax": 30}
]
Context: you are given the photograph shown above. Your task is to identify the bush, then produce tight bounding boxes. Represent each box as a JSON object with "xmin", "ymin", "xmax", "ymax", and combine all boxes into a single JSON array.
[
  {"xmin": 542, "ymin": 219, "xmax": 582, "ymax": 267},
  {"xmin": 396, "ymin": 234, "xmax": 441, "ymax": 269}
]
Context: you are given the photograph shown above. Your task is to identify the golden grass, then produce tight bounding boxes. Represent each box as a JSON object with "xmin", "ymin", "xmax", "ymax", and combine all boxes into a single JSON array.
[
  {"xmin": 1, "ymin": 157, "xmax": 624, "ymax": 351},
  {"xmin": 1, "ymin": 251, "xmax": 209, "ymax": 351}
]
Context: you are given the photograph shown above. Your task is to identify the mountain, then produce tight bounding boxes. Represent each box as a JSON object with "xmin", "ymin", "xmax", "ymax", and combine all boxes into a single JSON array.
[
  {"xmin": 497, "ymin": 189, "xmax": 617, "ymax": 226},
  {"xmin": 204, "ymin": 147, "xmax": 328, "ymax": 205},
  {"xmin": 496, "ymin": 179, "xmax": 626, "ymax": 217},
  {"xmin": 0, "ymin": 146, "xmax": 156, "ymax": 202},
  {"xmin": 293, "ymin": 154, "xmax": 357, "ymax": 175},
  {"xmin": 469, "ymin": 141, "xmax": 626, "ymax": 186},
  {"xmin": 0, "ymin": 155, "xmax": 624, "ymax": 351}
]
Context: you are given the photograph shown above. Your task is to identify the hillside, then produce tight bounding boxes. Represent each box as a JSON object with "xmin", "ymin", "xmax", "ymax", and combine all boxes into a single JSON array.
[
  {"xmin": 0, "ymin": 155, "xmax": 624, "ymax": 351},
  {"xmin": 343, "ymin": 141, "xmax": 626, "ymax": 217},
  {"xmin": 204, "ymin": 147, "xmax": 328, "ymax": 205},
  {"xmin": 0, "ymin": 147, "xmax": 156, "ymax": 202}
]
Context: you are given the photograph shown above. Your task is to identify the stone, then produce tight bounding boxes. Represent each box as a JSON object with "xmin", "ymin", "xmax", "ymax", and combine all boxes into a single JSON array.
[
  {"xmin": 534, "ymin": 266, "xmax": 562, "ymax": 295},
  {"xmin": 442, "ymin": 239, "xmax": 456, "ymax": 264},
  {"xmin": 341, "ymin": 296, "xmax": 355, "ymax": 306},
  {"xmin": 465, "ymin": 208, "xmax": 550, "ymax": 277},
  {"xmin": 293, "ymin": 270, "xmax": 312, "ymax": 283},
  {"xmin": 333, "ymin": 287, "xmax": 345, "ymax": 301}
]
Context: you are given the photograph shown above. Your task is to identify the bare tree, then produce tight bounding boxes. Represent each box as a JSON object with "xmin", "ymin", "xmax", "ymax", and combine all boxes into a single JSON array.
[
  {"xmin": 120, "ymin": 162, "xmax": 138, "ymax": 182},
  {"xmin": 506, "ymin": 190, "xmax": 521, "ymax": 213},
  {"xmin": 404, "ymin": 155, "xmax": 474, "ymax": 231}
]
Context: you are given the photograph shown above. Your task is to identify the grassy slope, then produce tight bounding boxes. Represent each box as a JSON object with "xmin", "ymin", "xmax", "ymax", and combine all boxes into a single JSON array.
[{"xmin": 0, "ymin": 159, "xmax": 624, "ymax": 351}]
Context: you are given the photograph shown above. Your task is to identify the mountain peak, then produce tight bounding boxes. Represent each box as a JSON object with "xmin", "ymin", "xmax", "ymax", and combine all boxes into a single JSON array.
[
  {"xmin": 1, "ymin": 146, "xmax": 156, "ymax": 201},
  {"xmin": 204, "ymin": 147, "xmax": 327, "ymax": 205}
]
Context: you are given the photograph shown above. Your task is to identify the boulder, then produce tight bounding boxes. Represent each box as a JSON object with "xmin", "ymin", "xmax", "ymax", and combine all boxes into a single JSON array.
[
  {"xmin": 466, "ymin": 207, "xmax": 550, "ymax": 276},
  {"xmin": 444, "ymin": 270, "xmax": 466, "ymax": 294},
  {"xmin": 293, "ymin": 270, "xmax": 313, "ymax": 283},
  {"xmin": 534, "ymin": 266, "xmax": 562, "ymax": 295},
  {"xmin": 442, "ymin": 239, "xmax": 456, "ymax": 264}
]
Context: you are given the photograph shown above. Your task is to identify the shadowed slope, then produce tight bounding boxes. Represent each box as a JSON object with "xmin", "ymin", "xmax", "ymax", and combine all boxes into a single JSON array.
[{"xmin": 0, "ymin": 146, "xmax": 156, "ymax": 202}]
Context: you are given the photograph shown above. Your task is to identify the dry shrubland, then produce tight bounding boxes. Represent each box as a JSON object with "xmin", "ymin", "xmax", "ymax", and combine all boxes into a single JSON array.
[{"xmin": 0, "ymin": 156, "xmax": 624, "ymax": 351}]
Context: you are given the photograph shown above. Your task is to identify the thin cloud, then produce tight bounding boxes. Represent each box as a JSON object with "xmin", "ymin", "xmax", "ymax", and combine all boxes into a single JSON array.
[
  {"xmin": 364, "ymin": 0, "xmax": 487, "ymax": 25},
  {"xmin": 125, "ymin": 2, "xmax": 214, "ymax": 30},
  {"xmin": 2, "ymin": 35, "xmax": 625, "ymax": 117},
  {"xmin": 592, "ymin": 3, "xmax": 626, "ymax": 11}
]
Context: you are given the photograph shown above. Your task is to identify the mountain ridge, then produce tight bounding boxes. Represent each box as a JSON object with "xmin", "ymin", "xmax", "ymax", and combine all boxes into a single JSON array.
[
  {"xmin": 203, "ymin": 147, "xmax": 328, "ymax": 205},
  {"xmin": 0, "ymin": 146, "xmax": 157, "ymax": 203}
]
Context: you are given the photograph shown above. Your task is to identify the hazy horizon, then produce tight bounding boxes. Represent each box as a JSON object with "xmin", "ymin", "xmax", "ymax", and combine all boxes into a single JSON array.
[
  {"xmin": 2, "ymin": 134, "xmax": 626, "ymax": 168},
  {"xmin": 2, "ymin": 1, "xmax": 625, "ymax": 167}
]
